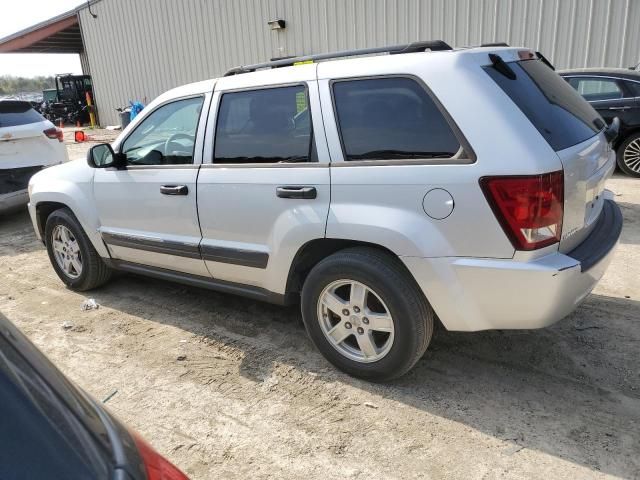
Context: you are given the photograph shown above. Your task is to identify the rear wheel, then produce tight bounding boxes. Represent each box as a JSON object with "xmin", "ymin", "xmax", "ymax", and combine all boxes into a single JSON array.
[
  {"xmin": 617, "ymin": 132, "xmax": 640, "ymax": 178},
  {"xmin": 45, "ymin": 208, "xmax": 112, "ymax": 291},
  {"xmin": 301, "ymin": 247, "xmax": 433, "ymax": 381}
]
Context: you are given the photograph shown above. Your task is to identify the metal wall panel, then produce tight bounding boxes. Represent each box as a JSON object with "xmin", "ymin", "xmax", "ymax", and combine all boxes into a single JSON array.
[
  {"xmin": 79, "ymin": 50, "xmax": 91, "ymax": 75},
  {"xmin": 78, "ymin": 0, "xmax": 640, "ymax": 126}
]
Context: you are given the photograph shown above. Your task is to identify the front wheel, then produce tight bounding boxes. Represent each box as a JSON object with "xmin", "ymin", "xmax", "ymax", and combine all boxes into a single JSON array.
[
  {"xmin": 45, "ymin": 208, "xmax": 112, "ymax": 291},
  {"xmin": 301, "ymin": 247, "xmax": 433, "ymax": 381},
  {"xmin": 617, "ymin": 132, "xmax": 640, "ymax": 178}
]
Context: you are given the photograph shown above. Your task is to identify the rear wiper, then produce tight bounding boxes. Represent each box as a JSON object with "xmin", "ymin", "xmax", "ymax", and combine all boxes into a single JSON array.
[
  {"xmin": 489, "ymin": 53, "xmax": 516, "ymax": 80},
  {"xmin": 348, "ymin": 150, "xmax": 454, "ymax": 160}
]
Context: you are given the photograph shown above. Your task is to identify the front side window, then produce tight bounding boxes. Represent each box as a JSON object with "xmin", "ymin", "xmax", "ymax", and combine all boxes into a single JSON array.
[
  {"xmin": 568, "ymin": 77, "xmax": 623, "ymax": 101},
  {"xmin": 214, "ymin": 85, "xmax": 313, "ymax": 164},
  {"xmin": 122, "ymin": 96, "xmax": 204, "ymax": 165},
  {"xmin": 332, "ymin": 77, "xmax": 461, "ymax": 161}
]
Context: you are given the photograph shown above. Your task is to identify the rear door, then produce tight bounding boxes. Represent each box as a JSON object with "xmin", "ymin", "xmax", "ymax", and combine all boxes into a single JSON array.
[
  {"xmin": 485, "ymin": 59, "xmax": 614, "ymax": 252},
  {"xmin": 197, "ymin": 65, "xmax": 330, "ymax": 295},
  {"xmin": 94, "ymin": 94, "xmax": 210, "ymax": 276}
]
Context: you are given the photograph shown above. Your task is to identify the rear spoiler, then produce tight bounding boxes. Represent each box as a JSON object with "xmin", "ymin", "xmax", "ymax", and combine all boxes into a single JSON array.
[{"xmin": 482, "ymin": 42, "xmax": 556, "ymax": 71}]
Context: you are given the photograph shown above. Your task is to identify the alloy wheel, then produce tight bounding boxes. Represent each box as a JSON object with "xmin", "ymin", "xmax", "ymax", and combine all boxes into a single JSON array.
[
  {"xmin": 317, "ymin": 279, "xmax": 395, "ymax": 363},
  {"xmin": 51, "ymin": 225, "xmax": 83, "ymax": 279},
  {"xmin": 623, "ymin": 138, "xmax": 640, "ymax": 173}
]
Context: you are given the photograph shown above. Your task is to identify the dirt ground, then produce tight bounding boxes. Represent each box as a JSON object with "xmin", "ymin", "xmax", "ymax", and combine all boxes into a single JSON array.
[{"xmin": 1, "ymin": 135, "xmax": 639, "ymax": 479}]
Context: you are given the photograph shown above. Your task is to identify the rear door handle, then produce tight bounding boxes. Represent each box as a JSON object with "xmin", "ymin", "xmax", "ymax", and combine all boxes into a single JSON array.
[
  {"xmin": 160, "ymin": 185, "xmax": 189, "ymax": 195},
  {"xmin": 276, "ymin": 186, "xmax": 317, "ymax": 199},
  {"xmin": 608, "ymin": 106, "xmax": 630, "ymax": 111}
]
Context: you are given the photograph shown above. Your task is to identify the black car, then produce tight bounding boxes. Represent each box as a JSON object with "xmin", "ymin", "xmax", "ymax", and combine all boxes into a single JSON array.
[
  {"xmin": 0, "ymin": 312, "xmax": 188, "ymax": 480},
  {"xmin": 560, "ymin": 68, "xmax": 640, "ymax": 177}
]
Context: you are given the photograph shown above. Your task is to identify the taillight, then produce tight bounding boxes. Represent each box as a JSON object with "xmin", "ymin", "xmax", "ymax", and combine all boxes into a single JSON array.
[
  {"xmin": 480, "ymin": 171, "xmax": 564, "ymax": 250},
  {"xmin": 131, "ymin": 432, "xmax": 189, "ymax": 480},
  {"xmin": 43, "ymin": 127, "xmax": 64, "ymax": 142}
]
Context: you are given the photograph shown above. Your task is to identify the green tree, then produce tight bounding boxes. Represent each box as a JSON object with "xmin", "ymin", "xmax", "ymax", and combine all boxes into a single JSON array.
[{"xmin": 0, "ymin": 75, "xmax": 55, "ymax": 95}]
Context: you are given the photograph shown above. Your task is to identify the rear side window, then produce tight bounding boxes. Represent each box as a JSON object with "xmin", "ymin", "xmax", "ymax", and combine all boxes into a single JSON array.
[
  {"xmin": 214, "ymin": 85, "xmax": 313, "ymax": 164},
  {"xmin": 567, "ymin": 77, "xmax": 623, "ymax": 101},
  {"xmin": 484, "ymin": 59, "xmax": 602, "ymax": 151},
  {"xmin": 0, "ymin": 101, "xmax": 44, "ymax": 128},
  {"xmin": 332, "ymin": 77, "xmax": 461, "ymax": 161}
]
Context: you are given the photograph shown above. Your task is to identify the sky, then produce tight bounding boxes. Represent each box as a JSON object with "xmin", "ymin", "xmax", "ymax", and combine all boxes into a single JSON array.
[{"xmin": 0, "ymin": 0, "xmax": 84, "ymax": 77}]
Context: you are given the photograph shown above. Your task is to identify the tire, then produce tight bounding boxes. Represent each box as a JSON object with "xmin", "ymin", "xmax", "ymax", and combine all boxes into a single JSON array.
[
  {"xmin": 45, "ymin": 208, "xmax": 112, "ymax": 291},
  {"xmin": 616, "ymin": 132, "xmax": 640, "ymax": 178},
  {"xmin": 301, "ymin": 247, "xmax": 433, "ymax": 381}
]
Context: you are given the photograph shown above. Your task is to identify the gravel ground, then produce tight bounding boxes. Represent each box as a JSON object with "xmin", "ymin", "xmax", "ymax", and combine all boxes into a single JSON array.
[{"xmin": 0, "ymin": 138, "xmax": 638, "ymax": 479}]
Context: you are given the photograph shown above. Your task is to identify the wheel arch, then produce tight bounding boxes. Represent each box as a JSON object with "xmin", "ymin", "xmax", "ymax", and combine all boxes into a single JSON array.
[
  {"xmin": 32, "ymin": 196, "xmax": 109, "ymax": 258},
  {"xmin": 285, "ymin": 238, "xmax": 409, "ymax": 299},
  {"xmin": 614, "ymin": 126, "xmax": 640, "ymax": 151},
  {"xmin": 35, "ymin": 201, "xmax": 68, "ymax": 242}
]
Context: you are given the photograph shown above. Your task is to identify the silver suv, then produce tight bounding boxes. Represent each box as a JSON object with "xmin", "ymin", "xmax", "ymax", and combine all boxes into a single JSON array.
[{"xmin": 28, "ymin": 42, "xmax": 623, "ymax": 380}]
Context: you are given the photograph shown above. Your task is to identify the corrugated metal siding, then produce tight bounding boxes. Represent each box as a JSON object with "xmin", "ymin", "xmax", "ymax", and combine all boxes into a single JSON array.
[
  {"xmin": 79, "ymin": 51, "xmax": 91, "ymax": 75},
  {"xmin": 79, "ymin": 0, "xmax": 640, "ymax": 126}
]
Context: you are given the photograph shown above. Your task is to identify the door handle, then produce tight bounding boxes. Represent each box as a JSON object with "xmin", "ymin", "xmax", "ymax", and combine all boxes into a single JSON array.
[
  {"xmin": 608, "ymin": 106, "xmax": 630, "ymax": 111},
  {"xmin": 276, "ymin": 186, "xmax": 317, "ymax": 199},
  {"xmin": 160, "ymin": 185, "xmax": 189, "ymax": 195}
]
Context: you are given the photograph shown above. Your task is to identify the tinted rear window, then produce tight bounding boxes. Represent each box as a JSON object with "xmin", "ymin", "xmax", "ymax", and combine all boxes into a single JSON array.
[
  {"xmin": 484, "ymin": 59, "xmax": 602, "ymax": 151},
  {"xmin": 0, "ymin": 101, "xmax": 44, "ymax": 128},
  {"xmin": 214, "ymin": 85, "xmax": 313, "ymax": 164}
]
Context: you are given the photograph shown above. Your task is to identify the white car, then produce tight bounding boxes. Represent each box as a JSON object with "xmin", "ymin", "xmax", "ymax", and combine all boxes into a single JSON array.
[
  {"xmin": 27, "ymin": 42, "xmax": 622, "ymax": 380},
  {"xmin": 0, "ymin": 100, "xmax": 67, "ymax": 212}
]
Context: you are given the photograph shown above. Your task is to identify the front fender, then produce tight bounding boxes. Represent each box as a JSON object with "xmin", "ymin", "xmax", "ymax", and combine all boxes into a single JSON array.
[{"xmin": 29, "ymin": 163, "xmax": 109, "ymax": 258}]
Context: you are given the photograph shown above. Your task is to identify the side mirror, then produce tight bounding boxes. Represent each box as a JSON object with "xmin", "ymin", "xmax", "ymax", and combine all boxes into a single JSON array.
[
  {"xmin": 87, "ymin": 143, "xmax": 126, "ymax": 169},
  {"xmin": 605, "ymin": 117, "xmax": 620, "ymax": 144}
]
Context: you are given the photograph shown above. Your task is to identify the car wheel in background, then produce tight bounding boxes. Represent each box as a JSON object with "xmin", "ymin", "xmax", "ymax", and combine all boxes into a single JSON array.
[
  {"xmin": 301, "ymin": 247, "xmax": 434, "ymax": 381},
  {"xmin": 45, "ymin": 208, "xmax": 112, "ymax": 291},
  {"xmin": 617, "ymin": 132, "xmax": 640, "ymax": 178}
]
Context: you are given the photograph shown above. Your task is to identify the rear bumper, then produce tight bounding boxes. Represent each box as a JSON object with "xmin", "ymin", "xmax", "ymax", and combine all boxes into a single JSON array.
[
  {"xmin": 402, "ymin": 200, "xmax": 622, "ymax": 331},
  {"xmin": 0, "ymin": 189, "xmax": 28, "ymax": 213},
  {"xmin": 0, "ymin": 165, "xmax": 44, "ymax": 214},
  {"xmin": 1, "ymin": 166, "xmax": 43, "ymax": 195}
]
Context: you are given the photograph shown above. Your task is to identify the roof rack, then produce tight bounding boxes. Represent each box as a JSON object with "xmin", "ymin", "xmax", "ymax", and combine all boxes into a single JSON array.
[
  {"xmin": 480, "ymin": 42, "xmax": 510, "ymax": 47},
  {"xmin": 224, "ymin": 40, "xmax": 453, "ymax": 76}
]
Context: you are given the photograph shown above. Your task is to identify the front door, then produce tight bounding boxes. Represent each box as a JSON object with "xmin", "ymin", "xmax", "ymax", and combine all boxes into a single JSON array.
[
  {"xmin": 94, "ymin": 94, "xmax": 210, "ymax": 276},
  {"xmin": 196, "ymin": 65, "xmax": 331, "ymax": 296}
]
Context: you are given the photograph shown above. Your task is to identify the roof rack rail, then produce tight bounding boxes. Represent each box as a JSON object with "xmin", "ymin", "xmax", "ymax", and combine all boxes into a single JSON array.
[{"xmin": 224, "ymin": 40, "xmax": 453, "ymax": 76}]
